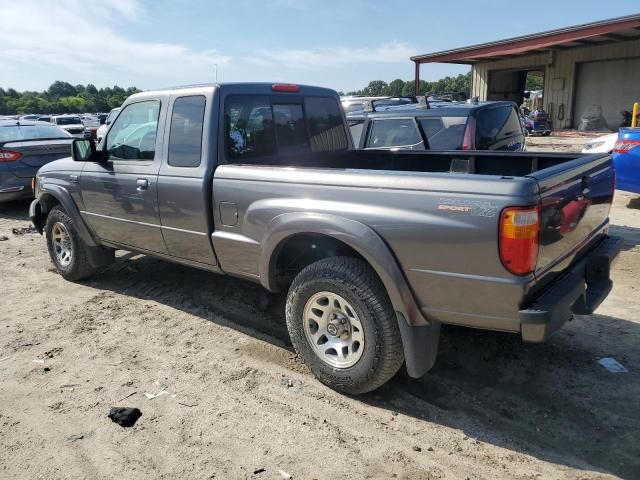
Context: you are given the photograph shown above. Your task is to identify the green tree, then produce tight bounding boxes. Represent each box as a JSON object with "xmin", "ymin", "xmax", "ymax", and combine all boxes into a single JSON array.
[
  {"xmin": 59, "ymin": 96, "xmax": 86, "ymax": 112},
  {"xmin": 385, "ymin": 79, "xmax": 403, "ymax": 96},
  {"xmin": 362, "ymin": 80, "xmax": 389, "ymax": 96},
  {"xmin": 525, "ymin": 75, "xmax": 544, "ymax": 91},
  {"xmin": 345, "ymin": 72, "xmax": 472, "ymax": 98},
  {"xmin": 0, "ymin": 82, "xmax": 142, "ymax": 115},
  {"xmin": 48, "ymin": 81, "xmax": 77, "ymax": 98}
]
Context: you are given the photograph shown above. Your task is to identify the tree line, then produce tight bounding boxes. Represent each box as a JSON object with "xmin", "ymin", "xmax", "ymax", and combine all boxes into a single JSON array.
[
  {"xmin": 340, "ymin": 71, "xmax": 544, "ymax": 98},
  {"xmin": 341, "ymin": 71, "xmax": 472, "ymax": 98},
  {"xmin": 0, "ymin": 81, "xmax": 141, "ymax": 115}
]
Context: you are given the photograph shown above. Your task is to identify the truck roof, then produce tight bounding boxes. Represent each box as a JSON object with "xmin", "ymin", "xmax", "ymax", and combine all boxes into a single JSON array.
[{"xmin": 126, "ymin": 82, "xmax": 340, "ymax": 102}]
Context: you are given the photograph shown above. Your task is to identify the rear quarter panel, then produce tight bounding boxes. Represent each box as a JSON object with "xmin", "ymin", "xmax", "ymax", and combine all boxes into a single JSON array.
[{"xmin": 212, "ymin": 165, "xmax": 540, "ymax": 332}]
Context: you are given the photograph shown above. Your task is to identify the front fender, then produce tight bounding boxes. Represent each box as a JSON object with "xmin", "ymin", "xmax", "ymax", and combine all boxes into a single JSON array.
[
  {"xmin": 259, "ymin": 212, "xmax": 428, "ymax": 327},
  {"xmin": 30, "ymin": 184, "xmax": 99, "ymax": 248}
]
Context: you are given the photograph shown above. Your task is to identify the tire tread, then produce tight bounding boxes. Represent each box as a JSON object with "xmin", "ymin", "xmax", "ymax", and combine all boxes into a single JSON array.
[{"xmin": 286, "ymin": 256, "xmax": 404, "ymax": 394}]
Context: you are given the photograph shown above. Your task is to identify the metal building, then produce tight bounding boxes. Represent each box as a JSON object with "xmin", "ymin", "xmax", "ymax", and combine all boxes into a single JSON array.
[{"xmin": 411, "ymin": 14, "xmax": 640, "ymax": 130}]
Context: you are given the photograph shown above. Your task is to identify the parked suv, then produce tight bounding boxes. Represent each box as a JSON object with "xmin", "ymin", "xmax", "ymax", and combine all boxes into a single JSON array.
[{"xmin": 348, "ymin": 100, "xmax": 525, "ymax": 151}]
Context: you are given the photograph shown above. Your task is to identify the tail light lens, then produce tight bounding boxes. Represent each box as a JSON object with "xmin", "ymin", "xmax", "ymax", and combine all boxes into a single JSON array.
[
  {"xmin": 499, "ymin": 206, "xmax": 540, "ymax": 275},
  {"xmin": 462, "ymin": 116, "xmax": 476, "ymax": 150},
  {"xmin": 0, "ymin": 149, "xmax": 22, "ymax": 162},
  {"xmin": 613, "ymin": 139, "xmax": 640, "ymax": 154}
]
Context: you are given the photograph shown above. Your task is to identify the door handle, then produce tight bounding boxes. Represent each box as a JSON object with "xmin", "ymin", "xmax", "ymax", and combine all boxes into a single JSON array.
[
  {"xmin": 136, "ymin": 178, "xmax": 149, "ymax": 191},
  {"xmin": 69, "ymin": 174, "xmax": 79, "ymax": 183}
]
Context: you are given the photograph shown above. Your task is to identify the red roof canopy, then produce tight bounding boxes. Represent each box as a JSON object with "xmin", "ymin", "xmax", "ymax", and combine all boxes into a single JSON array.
[{"xmin": 411, "ymin": 14, "xmax": 640, "ymax": 65}]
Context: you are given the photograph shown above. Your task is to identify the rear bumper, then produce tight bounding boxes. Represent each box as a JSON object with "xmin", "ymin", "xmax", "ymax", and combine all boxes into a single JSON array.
[{"xmin": 519, "ymin": 235, "xmax": 622, "ymax": 342}]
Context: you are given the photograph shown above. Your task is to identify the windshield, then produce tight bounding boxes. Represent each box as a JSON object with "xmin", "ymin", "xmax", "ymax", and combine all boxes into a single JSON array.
[
  {"xmin": 106, "ymin": 108, "xmax": 121, "ymax": 123},
  {"xmin": 55, "ymin": 117, "xmax": 82, "ymax": 125},
  {"xmin": 0, "ymin": 124, "xmax": 72, "ymax": 142}
]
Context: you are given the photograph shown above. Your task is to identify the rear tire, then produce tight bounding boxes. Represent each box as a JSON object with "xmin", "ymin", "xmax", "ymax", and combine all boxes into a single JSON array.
[
  {"xmin": 286, "ymin": 256, "xmax": 404, "ymax": 395},
  {"xmin": 45, "ymin": 206, "xmax": 99, "ymax": 281}
]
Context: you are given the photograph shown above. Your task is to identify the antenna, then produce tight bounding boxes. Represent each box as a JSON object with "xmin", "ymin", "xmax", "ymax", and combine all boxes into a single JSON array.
[{"xmin": 214, "ymin": 64, "xmax": 218, "ymax": 82}]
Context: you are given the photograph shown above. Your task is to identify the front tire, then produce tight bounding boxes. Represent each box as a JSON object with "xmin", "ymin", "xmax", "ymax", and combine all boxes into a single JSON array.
[
  {"xmin": 286, "ymin": 257, "xmax": 404, "ymax": 395},
  {"xmin": 45, "ymin": 206, "xmax": 99, "ymax": 281}
]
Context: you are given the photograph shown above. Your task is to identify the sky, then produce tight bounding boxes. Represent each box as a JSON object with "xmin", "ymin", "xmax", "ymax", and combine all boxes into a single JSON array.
[{"xmin": 1, "ymin": 0, "xmax": 638, "ymax": 93}]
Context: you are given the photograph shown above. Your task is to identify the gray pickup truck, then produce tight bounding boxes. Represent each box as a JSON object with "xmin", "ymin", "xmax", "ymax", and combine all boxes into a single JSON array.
[{"xmin": 30, "ymin": 83, "xmax": 621, "ymax": 394}]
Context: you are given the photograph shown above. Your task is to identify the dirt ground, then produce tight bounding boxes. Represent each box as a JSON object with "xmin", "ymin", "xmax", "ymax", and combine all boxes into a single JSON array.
[{"xmin": 1, "ymin": 142, "xmax": 639, "ymax": 479}]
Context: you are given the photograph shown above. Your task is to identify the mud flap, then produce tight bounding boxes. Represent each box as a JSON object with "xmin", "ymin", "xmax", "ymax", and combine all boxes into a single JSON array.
[
  {"xmin": 86, "ymin": 246, "xmax": 115, "ymax": 269},
  {"xmin": 396, "ymin": 313, "xmax": 441, "ymax": 378}
]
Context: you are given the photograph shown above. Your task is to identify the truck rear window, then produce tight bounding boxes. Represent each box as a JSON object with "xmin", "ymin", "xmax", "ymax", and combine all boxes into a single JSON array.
[{"xmin": 225, "ymin": 95, "xmax": 349, "ymax": 161}]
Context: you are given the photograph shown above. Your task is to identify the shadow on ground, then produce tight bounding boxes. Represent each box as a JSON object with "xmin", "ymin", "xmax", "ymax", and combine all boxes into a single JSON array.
[
  {"xmin": 610, "ymin": 224, "xmax": 640, "ymax": 251},
  {"xmin": 6, "ymin": 196, "xmax": 638, "ymax": 477},
  {"xmin": 0, "ymin": 200, "xmax": 31, "ymax": 221},
  {"xmin": 82, "ymin": 252, "xmax": 640, "ymax": 479}
]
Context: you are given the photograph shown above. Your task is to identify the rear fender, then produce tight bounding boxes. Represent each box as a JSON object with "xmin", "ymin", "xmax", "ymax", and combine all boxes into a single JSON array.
[{"xmin": 259, "ymin": 212, "xmax": 428, "ymax": 328}]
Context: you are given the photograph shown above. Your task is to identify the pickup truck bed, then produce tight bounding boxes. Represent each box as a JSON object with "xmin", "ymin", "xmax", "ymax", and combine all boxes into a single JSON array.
[
  {"xmin": 30, "ymin": 83, "xmax": 620, "ymax": 394},
  {"xmin": 213, "ymin": 149, "xmax": 616, "ymax": 334}
]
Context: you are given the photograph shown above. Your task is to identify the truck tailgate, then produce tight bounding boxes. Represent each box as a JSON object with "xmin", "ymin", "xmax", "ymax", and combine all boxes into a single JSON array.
[{"xmin": 529, "ymin": 153, "xmax": 615, "ymax": 282}]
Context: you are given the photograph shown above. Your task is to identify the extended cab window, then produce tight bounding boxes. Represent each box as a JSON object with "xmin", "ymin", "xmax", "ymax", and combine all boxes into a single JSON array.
[
  {"xmin": 366, "ymin": 118, "xmax": 424, "ymax": 150},
  {"xmin": 168, "ymin": 96, "xmax": 206, "ymax": 167},
  {"xmin": 475, "ymin": 106, "xmax": 522, "ymax": 150},
  {"xmin": 106, "ymin": 101, "xmax": 160, "ymax": 161},
  {"xmin": 225, "ymin": 95, "xmax": 348, "ymax": 161}
]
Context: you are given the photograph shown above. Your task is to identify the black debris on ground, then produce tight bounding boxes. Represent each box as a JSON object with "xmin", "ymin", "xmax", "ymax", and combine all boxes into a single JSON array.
[
  {"xmin": 12, "ymin": 227, "xmax": 38, "ymax": 236},
  {"xmin": 108, "ymin": 407, "xmax": 142, "ymax": 428}
]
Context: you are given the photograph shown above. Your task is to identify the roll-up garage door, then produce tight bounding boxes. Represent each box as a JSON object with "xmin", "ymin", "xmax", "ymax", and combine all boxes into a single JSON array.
[{"xmin": 573, "ymin": 57, "xmax": 640, "ymax": 129}]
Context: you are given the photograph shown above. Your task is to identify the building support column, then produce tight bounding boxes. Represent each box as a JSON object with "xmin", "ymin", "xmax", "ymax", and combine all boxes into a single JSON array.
[{"xmin": 414, "ymin": 61, "xmax": 420, "ymax": 95}]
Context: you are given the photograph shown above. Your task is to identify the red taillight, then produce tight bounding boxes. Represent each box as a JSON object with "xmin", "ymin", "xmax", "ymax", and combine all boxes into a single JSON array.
[
  {"xmin": 0, "ymin": 149, "xmax": 22, "ymax": 162},
  {"xmin": 272, "ymin": 83, "xmax": 300, "ymax": 93},
  {"xmin": 499, "ymin": 206, "xmax": 540, "ymax": 276},
  {"xmin": 462, "ymin": 116, "xmax": 476, "ymax": 150},
  {"xmin": 613, "ymin": 139, "xmax": 640, "ymax": 154}
]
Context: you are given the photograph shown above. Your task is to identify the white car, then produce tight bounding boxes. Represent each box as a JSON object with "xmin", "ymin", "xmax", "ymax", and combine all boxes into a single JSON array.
[
  {"xmin": 51, "ymin": 115, "xmax": 87, "ymax": 139},
  {"xmin": 96, "ymin": 107, "xmax": 121, "ymax": 145},
  {"xmin": 582, "ymin": 133, "xmax": 618, "ymax": 154},
  {"xmin": 80, "ymin": 115, "xmax": 100, "ymax": 128}
]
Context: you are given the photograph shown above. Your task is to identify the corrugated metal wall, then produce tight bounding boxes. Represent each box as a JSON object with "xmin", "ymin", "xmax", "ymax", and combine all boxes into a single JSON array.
[{"xmin": 471, "ymin": 38, "xmax": 640, "ymax": 129}]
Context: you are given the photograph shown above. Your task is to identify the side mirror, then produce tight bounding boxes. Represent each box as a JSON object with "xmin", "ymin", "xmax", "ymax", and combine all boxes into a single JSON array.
[{"xmin": 72, "ymin": 139, "xmax": 102, "ymax": 162}]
